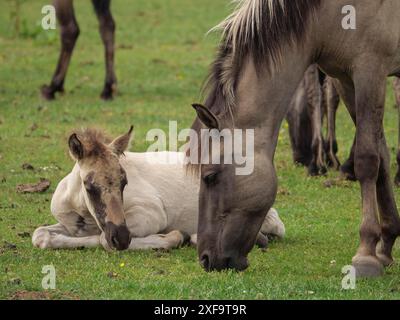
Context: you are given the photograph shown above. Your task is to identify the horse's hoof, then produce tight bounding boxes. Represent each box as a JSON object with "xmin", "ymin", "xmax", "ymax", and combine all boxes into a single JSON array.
[
  {"xmin": 100, "ymin": 84, "xmax": 117, "ymax": 101},
  {"xmin": 40, "ymin": 85, "xmax": 56, "ymax": 101},
  {"xmin": 352, "ymin": 255, "xmax": 384, "ymax": 278},
  {"xmin": 308, "ymin": 164, "xmax": 327, "ymax": 177},
  {"xmin": 340, "ymin": 163, "xmax": 357, "ymax": 181},
  {"xmin": 100, "ymin": 92, "xmax": 114, "ymax": 101}
]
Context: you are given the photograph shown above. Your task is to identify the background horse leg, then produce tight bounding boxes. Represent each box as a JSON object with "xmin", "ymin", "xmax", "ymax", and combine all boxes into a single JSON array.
[
  {"xmin": 305, "ymin": 65, "xmax": 326, "ymax": 176},
  {"xmin": 351, "ymin": 68, "xmax": 387, "ymax": 277},
  {"xmin": 324, "ymin": 77, "xmax": 341, "ymax": 170},
  {"xmin": 286, "ymin": 81, "xmax": 313, "ymax": 167},
  {"xmin": 92, "ymin": 0, "xmax": 117, "ymax": 100},
  {"xmin": 393, "ymin": 77, "xmax": 400, "ymax": 186},
  {"xmin": 33, "ymin": 223, "xmax": 100, "ymax": 249},
  {"xmin": 41, "ymin": 0, "xmax": 80, "ymax": 100}
]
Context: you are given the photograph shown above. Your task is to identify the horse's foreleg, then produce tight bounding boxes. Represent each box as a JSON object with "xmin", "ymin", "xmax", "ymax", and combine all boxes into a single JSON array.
[
  {"xmin": 393, "ymin": 77, "xmax": 400, "ymax": 186},
  {"xmin": 32, "ymin": 223, "xmax": 100, "ymax": 249},
  {"xmin": 92, "ymin": 0, "xmax": 117, "ymax": 100},
  {"xmin": 350, "ymin": 68, "xmax": 387, "ymax": 277},
  {"xmin": 324, "ymin": 77, "xmax": 341, "ymax": 170},
  {"xmin": 305, "ymin": 66, "xmax": 326, "ymax": 176},
  {"xmin": 41, "ymin": 0, "xmax": 80, "ymax": 100}
]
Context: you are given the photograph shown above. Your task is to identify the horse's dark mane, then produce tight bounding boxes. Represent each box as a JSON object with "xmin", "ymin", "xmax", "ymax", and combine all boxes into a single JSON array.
[{"xmin": 187, "ymin": 0, "xmax": 321, "ymax": 173}]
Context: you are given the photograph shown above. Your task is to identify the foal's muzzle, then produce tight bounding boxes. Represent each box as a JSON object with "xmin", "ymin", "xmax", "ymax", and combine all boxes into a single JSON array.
[{"xmin": 105, "ymin": 222, "xmax": 131, "ymax": 251}]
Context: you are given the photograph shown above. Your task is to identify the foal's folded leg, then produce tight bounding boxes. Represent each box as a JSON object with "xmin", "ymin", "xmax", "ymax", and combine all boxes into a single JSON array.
[
  {"xmin": 112, "ymin": 230, "xmax": 189, "ymax": 251},
  {"xmin": 260, "ymin": 208, "xmax": 286, "ymax": 239},
  {"xmin": 32, "ymin": 223, "xmax": 100, "ymax": 249}
]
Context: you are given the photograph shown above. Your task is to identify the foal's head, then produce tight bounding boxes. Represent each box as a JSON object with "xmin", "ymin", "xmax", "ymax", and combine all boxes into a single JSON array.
[{"xmin": 68, "ymin": 126, "xmax": 133, "ymax": 251}]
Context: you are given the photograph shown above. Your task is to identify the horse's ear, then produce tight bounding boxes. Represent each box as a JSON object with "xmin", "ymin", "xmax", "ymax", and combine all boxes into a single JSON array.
[
  {"xmin": 192, "ymin": 104, "xmax": 220, "ymax": 130},
  {"xmin": 68, "ymin": 133, "xmax": 85, "ymax": 161},
  {"xmin": 109, "ymin": 125, "xmax": 134, "ymax": 155}
]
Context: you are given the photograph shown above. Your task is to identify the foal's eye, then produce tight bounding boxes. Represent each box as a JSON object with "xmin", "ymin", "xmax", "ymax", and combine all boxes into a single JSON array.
[
  {"xmin": 84, "ymin": 181, "xmax": 94, "ymax": 192},
  {"xmin": 203, "ymin": 172, "xmax": 219, "ymax": 186}
]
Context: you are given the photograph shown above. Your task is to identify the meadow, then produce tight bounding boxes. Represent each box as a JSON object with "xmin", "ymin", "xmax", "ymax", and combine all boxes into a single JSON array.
[{"xmin": 0, "ymin": 0, "xmax": 400, "ymax": 300}]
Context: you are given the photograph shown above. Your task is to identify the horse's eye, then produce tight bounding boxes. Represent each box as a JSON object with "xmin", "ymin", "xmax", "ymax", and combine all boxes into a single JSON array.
[
  {"xmin": 120, "ymin": 177, "xmax": 128, "ymax": 192},
  {"xmin": 203, "ymin": 172, "xmax": 219, "ymax": 186}
]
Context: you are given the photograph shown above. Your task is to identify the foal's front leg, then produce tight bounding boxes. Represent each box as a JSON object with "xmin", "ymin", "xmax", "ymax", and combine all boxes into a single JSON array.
[
  {"xmin": 33, "ymin": 223, "xmax": 101, "ymax": 249},
  {"xmin": 99, "ymin": 231, "xmax": 191, "ymax": 251}
]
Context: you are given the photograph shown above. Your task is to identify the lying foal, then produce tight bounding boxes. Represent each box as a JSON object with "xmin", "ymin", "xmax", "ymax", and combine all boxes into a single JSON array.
[{"xmin": 32, "ymin": 127, "xmax": 285, "ymax": 251}]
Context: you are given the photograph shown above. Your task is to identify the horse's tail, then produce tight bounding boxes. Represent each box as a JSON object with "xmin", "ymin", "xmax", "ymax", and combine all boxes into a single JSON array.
[{"xmin": 92, "ymin": 0, "xmax": 111, "ymax": 15}]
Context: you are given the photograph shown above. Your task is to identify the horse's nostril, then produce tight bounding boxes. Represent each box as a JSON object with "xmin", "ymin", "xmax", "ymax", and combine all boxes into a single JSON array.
[{"xmin": 200, "ymin": 253, "xmax": 210, "ymax": 271}]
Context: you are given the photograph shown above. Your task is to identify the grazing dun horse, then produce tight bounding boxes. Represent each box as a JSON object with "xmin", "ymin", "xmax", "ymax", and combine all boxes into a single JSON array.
[
  {"xmin": 189, "ymin": 0, "xmax": 400, "ymax": 277},
  {"xmin": 41, "ymin": 0, "xmax": 117, "ymax": 100},
  {"xmin": 32, "ymin": 128, "xmax": 285, "ymax": 251}
]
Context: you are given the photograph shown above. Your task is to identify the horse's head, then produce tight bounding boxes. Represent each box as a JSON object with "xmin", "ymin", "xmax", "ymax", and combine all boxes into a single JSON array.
[
  {"xmin": 191, "ymin": 104, "xmax": 275, "ymax": 272},
  {"xmin": 68, "ymin": 126, "xmax": 134, "ymax": 251}
]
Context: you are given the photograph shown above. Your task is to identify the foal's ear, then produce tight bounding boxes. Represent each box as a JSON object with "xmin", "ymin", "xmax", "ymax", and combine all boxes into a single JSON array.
[
  {"xmin": 68, "ymin": 133, "xmax": 85, "ymax": 161},
  {"xmin": 109, "ymin": 125, "xmax": 134, "ymax": 155},
  {"xmin": 192, "ymin": 104, "xmax": 220, "ymax": 130}
]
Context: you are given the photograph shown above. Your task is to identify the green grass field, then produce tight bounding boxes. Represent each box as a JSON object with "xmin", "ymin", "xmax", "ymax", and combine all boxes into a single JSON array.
[{"xmin": 1, "ymin": 0, "xmax": 400, "ymax": 300}]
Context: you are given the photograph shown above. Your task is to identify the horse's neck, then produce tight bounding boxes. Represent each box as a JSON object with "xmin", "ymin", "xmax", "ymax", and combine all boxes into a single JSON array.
[{"xmin": 234, "ymin": 44, "xmax": 313, "ymax": 158}]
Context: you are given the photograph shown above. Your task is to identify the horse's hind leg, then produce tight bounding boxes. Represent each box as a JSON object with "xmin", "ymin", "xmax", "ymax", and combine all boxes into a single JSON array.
[
  {"xmin": 375, "ymin": 136, "xmax": 400, "ymax": 266},
  {"xmin": 33, "ymin": 223, "xmax": 100, "ymax": 249},
  {"xmin": 41, "ymin": 0, "xmax": 80, "ymax": 100},
  {"xmin": 324, "ymin": 77, "xmax": 341, "ymax": 170},
  {"xmin": 305, "ymin": 66, "xmax": 326, "ymax": 176},
  {"xmin": 393, "ymin": 77, "xmax": 400, "ymax": 186},
  {"xmin": 92, "ymin": 0, "xmax": 117, "ymax": 100}
]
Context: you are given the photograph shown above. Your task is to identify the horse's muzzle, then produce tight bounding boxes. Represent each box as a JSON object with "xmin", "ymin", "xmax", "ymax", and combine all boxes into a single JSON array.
[
  {"xmin": 199, "ymin": 251, "xmax": 249, "ymax": 272},
  {"xmin": 105, "ymin": 222, "xmax": 131, "ymax": 251}
]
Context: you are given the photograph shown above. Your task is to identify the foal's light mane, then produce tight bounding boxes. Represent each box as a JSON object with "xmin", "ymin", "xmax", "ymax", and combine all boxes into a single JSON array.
[
  {"xmin": 187, "ymin": 0, "xmax": 321, "ymax": 173},
  {"xmin": 70, "ymin": 128, "xmax": 112, "ymax": 160}
]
